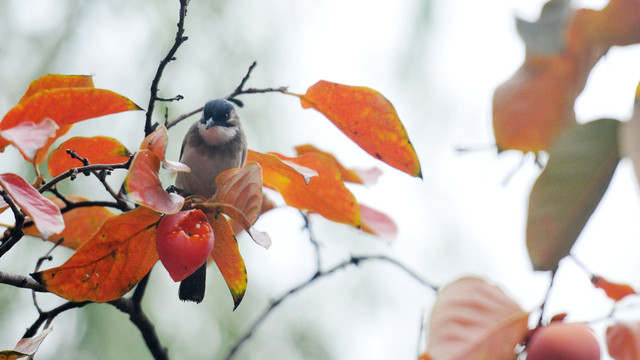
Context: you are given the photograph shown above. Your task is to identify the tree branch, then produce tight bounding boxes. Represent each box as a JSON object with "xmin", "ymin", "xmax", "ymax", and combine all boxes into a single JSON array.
[
  {"xmin": 223, "ymin": 254, "xmax": 437, "ymax": 360},
  {"xmin": 145, "ymin": 0, "xmax": 189, "ymax": 136},
  {"xmin": 0, "ymin": 270, "xmax": 46, "ymax": 292},
  {"xmin": 109, "ymin": 297, "xmax": 169, "ymax": 360}
]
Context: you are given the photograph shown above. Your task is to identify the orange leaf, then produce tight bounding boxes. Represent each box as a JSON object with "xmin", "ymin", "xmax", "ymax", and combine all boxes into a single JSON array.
[
  {"xmin": 293, "ymin": 80, "xmax": 421, "ymax": 178},
  {"xmin": 208, "ymin": 214, "xmax": 247, "ymax": 309},
  {"xmin": 48, "ymin": 136, "xmax": 130, "ymax": 177},
  {"xmin": 0, "ymin": 87, "xmax": 141, "ymax": 152},
  {"xmin": 0, "ymin": 173, "xmax": 64, "ymax": 239},
  {"xmin": 607, "ymin": 322, "xmax": 640, "ymax": 360},
  {"xmin": 247, "ymin": 150, "xmax": 360, "ymax": 226},
  {"xmin": 23, "ymin": 196, "xmax": 116, "ymax": 249},
  {"xmin": 591, "ymin": 275, "xmax": 636, "ymax": 302},
  {"xmin": 359, "ymin": 204, "xmax": 397, "ymax": 243},
  {"xmin": 0, "ymin": 118, "xmax": 58, "ymax": 162},
  {"xmin": 19, "ymin": 74, "xmax": 94, "ymax": 104},
  {"xmin": 294, "ymin": 144, "xmax": 382, "ymax": 186},
  {"xmin": 122, "ymin": 150, "xmax": 184, "ymax": 214},
  {"xmin": 32, "ymin": 207, "xmax": 161, "ymax": 302},
  {"xmin": 426, "ymin": 277, "xmax": 529, "ymax": 360}
]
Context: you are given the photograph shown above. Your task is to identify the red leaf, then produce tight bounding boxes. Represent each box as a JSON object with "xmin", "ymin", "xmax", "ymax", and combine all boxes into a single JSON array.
[
  {"xmin": 247, "ymin": 150, "xmax": 360, "ymax": 226},
  {"xmin": 359, "ymin": 204, "xmax": 397, "ymax": 243},
  {"xmin": 294, "ymin": 80, "xmax": 421, "ymax": 178},
  {"xmin": 19, "ymin": 74, "xmax": 94, "ymax": 103},
  {"xmin": 591, "ymin": 275, "xmax": 636, "ymax": 302},
  {"xmin": 48, "ymin": 136, "xmax": 130, "ymax": 177},
  {"xmin": 140, "ymin": 125, "xmax": 168, "ymax": 159},
  {"xmin": 0, "ymin": 173, "xmax": 64, "ymax": 239},
  {"xmin": 213, "ymin": 162, "xmax": 264, "ymax": 228},
  {"xmin": 122, "ymin": 150, "xmax": 184, "ymax": 214},
  {"xmin": 140, "ymin": 125, "xmax": 189, "ymax": 172},
  {"xmin": 208, "ymin": 214, "xmax": 247, "ymax": 309},
  {"xmin": 23, "ymin": 196, "xmax": 116, "ymax": 249},
  {"xmin": 426, "ymin": 277, "xmax": 529, "ymax": 360},
  {"xmin": 607, "ymin": 322, "xmax": 640, "ymax": 360},
  {"xmin": 0, "ymin": 118, "xmax": 58, "ymax": 162},
  {"xmin": 32, "ymin": 207, "xmax": 161, "ymax": 302},
  {"xmin": 294, "ymin": 144, "xmax": 382, "ymax": 186}
]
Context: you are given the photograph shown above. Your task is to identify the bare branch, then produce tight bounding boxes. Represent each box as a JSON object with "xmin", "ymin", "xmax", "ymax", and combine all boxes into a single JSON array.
[
  {"xmin": 145, "ymin": 0, "xmax": 190, "ymax": 136},
  {"xmin": 0, "ymin": 271, "xmax": 46, "ymax": 292},
  {"xmin": 223, "ymin": 254, "xmax": 437, "ymax": 360}
]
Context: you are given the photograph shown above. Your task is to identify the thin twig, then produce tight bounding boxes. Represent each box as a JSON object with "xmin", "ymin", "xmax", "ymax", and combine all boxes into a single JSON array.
[
  {"xmin": 23, "ymin": 301, "xmax": 89, "ymax": 338},
  {"xmin": 300, "ymin": 211, "xmax": 321, "ymax": 274},
  {"xmin": 145, "ymin": 0, "xmax": 189, "ymax": 136},
  {"xmin": 223, "ymin": 254, "xmax": 436, "ymax": 360},
  {"xmin": 0, "ymin": 191, "xmax": 25, "ymax": 258},
  {"xmin": 32, "ymin": 239, "xmax": 62, "ymax": 313}
]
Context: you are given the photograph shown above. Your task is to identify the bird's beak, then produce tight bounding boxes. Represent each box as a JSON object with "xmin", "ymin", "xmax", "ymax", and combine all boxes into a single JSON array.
[{"xmin": 205, "ymin": 117, "xmax": 215, "ymax": 129}]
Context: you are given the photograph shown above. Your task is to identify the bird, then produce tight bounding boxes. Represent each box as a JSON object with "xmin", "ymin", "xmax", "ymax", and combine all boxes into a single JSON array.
[{"xmin": 175, "ymin": 98, "xmax": 248, "ymax": 302}]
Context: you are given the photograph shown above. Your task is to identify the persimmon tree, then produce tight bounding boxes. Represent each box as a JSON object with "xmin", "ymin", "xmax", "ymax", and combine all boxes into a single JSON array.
[
  {"xmin": 3, "ymin": 0, "xmax": 640, "ymax": 359},
  {"xmin": 0, "ymin": 1, "xmax": 426, "ymax": 359}
]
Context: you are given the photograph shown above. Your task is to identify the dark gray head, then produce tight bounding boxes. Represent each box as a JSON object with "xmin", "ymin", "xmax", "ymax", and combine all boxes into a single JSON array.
[{"xmin": 200, "ymin": 99, "xmax": 237, "ymax": 129}]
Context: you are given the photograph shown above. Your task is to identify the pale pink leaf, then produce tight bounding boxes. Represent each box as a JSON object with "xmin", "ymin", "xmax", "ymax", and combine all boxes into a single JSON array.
[
  {"xmin": 0, "ymin": 118, "xmax": 58, "ymax": 161},
  {"xmin": 360, "ymin": 204, "xmax": 397, "ymax": 243},
  {"xmin": 0, "ymin": 173, "xmax": 64, "ymax": 239},
  {"xmin": 426, "ymin": 277, "xmax": 530, "ymax": 360},
  {"xmin": 14, "ymin": 328, "xmax": 53, "ymax": 356}
]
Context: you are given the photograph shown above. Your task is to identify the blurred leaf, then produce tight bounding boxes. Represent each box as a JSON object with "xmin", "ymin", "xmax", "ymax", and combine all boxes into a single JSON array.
[
  {"xmin": 527, "ymin": 119, "xmax": 621, "ymax": 270},
  {"xmin": 425, "ymin": 277, "xmax": 529, "ymax": 360},
  {"xmin": 492, "ymin": 56, "xmax": 578, "ymax": 152},
  {"xmin": 620, "ymin": 84, "xmax": 640, "ymax": 186},
  {"xmin": 0, "ymin": 173, "xmax": 64, "ymax": 239},
  {"xmin": 19, "ymin": 74, "xmax": 94, "ymax": 103},
  {"xmin": 208, "ymin": 214, "xmax": 247, "ymax": 310},
  {"xmin": 359, "ymin": 204, "xmax": 397, "ymax": 243},
  {"xmin": 122, "ymin": 150, "xmax": 184, "ymax": 214},
  {"xmin": 48, "ymin": 136, "xmax": 130, "ymax": 177},
  {"xmin": 607, "ymin": 322, "xmax": 640, "ymax": 360},
  {"xmin": 23, "ymin": 196, "xmax": 116, "ymax": 249},
  {"xmin": 591, "ymin": 275, "xmax": 636, "ymax": 302},
  {"xmin": 516, "ymin": 0, "xmax": 571, "ymax": 56},
  {"xmin": 295, "ymin": 144, "xmax": 382, "ymax": 185},
  {"xmin": 13, "ymin": 328, "xmax": 53, "ymax": 357},
  {"xmin": 293, "ymin": 80, "xmax": 422, "ymax": 178},
  {"xmin": 0, "ymin": 118, "xmax": 58, "ymax": 162},
  {"xmin": 32, "ymin": 207, "xmax": 161, "ymax": 302}
]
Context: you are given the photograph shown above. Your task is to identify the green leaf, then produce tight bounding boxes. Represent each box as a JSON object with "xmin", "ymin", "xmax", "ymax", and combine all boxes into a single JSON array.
[{"xmin": 527, "ymin": 118, "xmax": 621, "ymax": 270}]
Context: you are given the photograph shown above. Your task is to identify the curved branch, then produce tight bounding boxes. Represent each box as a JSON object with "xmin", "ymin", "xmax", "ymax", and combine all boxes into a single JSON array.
[{"xmin": 223, "ymin": 254, "xmax": 437, "ymax": 360}]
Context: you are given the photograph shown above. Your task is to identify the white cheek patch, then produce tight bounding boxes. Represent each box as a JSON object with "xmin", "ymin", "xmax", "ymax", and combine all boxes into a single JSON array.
[{"xmin": 198, "ymin": 123, "xmax": 238, "ymax": 145}]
